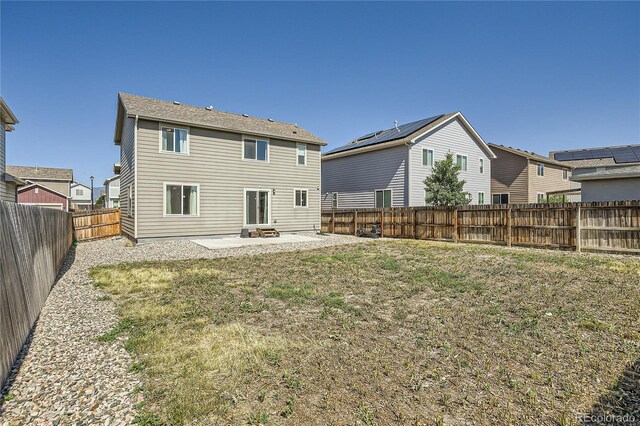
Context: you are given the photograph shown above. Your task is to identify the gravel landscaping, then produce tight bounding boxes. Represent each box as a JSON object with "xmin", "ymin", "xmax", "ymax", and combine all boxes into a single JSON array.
[{"xmin": 0, "ymin": 232, "xmax": 361, "ymax": 425}]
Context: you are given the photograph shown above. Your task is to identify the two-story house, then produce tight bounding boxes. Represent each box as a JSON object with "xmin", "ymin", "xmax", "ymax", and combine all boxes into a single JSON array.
[
  {"xmin": 104, "ymin": 175, "xmax": 120, "ymax": 208},
  {"xmin": 321, "ymin": 112, "xmax": 495, "ymax": 209},
  {"xmin": 489, "ymin": 144, "xmax": 575, "ymax": 204},
  {"xmin": 113, "ymin": 93, "xmax": 326, "ymax": 242},
  {"xmin": 1, "ymin": 97, "xmax": 20, "ymax": 202},
  {"xmin": 7, "ymin": 165, "xmax": 73, "ymax": 211},
  {"xmin": 70, "ymin": 181, "xmax": 92, "ymax": 210}
]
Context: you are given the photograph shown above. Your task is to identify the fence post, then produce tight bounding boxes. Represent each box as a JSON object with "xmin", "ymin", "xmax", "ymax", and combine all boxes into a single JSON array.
[
  {"xmin": 506, "ymin": 207, "xmax": 512, "ymax": 247},
  {"xmin": 354, "ymin": 210, "xmax": 358, "ymax": 236},
  {"xmin": 576, "ymin": 205, "xmax": 581, "ymax": 252},
  {"xmin": 453, "ymin": 207, "xmax": 458, "ymax": 242},
  {"xmin": 380, "ymin": 210, "xmax": 384, "ymax": 238},
  {"xmin": 413, "ymin": 209, "xmax": 418, "ymax": 239},
  {"xmin": 332, "ymin": 210, "xmax": 335, "ymax": 234}
]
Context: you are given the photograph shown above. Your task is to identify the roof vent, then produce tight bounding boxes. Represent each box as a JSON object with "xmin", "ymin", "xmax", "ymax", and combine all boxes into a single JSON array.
[
  {"xmin": 205, "ymin": 106, "xmax": 213, "ymax": 111},
  {"xmin": 173, "ymin": 101, "xmax": 181, "ymax": 105},
  {"xmin": 293, "ymin": 130, "xmax": 298, "ymax": 134},
  {"xmin": 268, "ymin": 118, "xmax": 274, "ymax": 122},
  {"xmin": 242, "ymin": 114, "xmax": 249, "ymax": 117},
  {"xmin": 394, "ymin": 120, "xmax": 400, "ymax": 132}
]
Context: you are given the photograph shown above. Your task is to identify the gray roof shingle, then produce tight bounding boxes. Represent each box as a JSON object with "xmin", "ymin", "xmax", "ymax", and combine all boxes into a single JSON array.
[
  {"xmin": 489, "ymin": 144, "xmax": 572, "ymax": 168},
  {"xmin": 118, "ymin": 93, "xmax": 327, "ymax": 145},
  {"xmin": 6, "ymin": 165, "xmax": 73, "ymax": 181}
]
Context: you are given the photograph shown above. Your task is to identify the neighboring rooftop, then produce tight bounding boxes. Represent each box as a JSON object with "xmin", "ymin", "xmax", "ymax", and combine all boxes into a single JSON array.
[
  {"xmin": 489, "ymin": 143, "xmax": 571, "ymax": 168},
  {"xmin": 551, "ymin": 144, "xmax": 640, "ymax": 166},
  {"xmin": 6, "ymin": 165, "xmax": 73, "ymax": 181},
  {"xmin": 115, "ymin": 93, "xmax": 327, "ymax": 145},
  {"xmin": 570, "ymin": 164, "xmax": 640, "ymax": 181}
]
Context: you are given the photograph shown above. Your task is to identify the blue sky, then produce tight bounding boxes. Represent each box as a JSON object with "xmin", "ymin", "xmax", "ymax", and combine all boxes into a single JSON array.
[{"xmin": 1, "ymin": 1, "xmax": 639, "ymax": 186}]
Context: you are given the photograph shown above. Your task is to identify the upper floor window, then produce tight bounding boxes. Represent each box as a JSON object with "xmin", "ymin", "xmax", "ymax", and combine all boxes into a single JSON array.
[
  {"xmin": 563, "ymin": 169, "xmax": 568, "ymax": 180},
  {"xmin": 161, "ymin": 126, "xmax": 189, "ymax": 154},
  {"xmin": 297, "ymin": 144, "xmax": 307, "ymax": 165},
  {"xmin": 537, "ymin": 163, "xmax": 545, "ymax": 176},
  {"xmin": 423, "ymin": 149, "xmax": 434, "ymax": 167},
  {"xmin": 244, "ymin": 138, "xmax": 268, "ymax": 161},
  {"xmin": 75, "ymin": 188, "xmax": 84, "ymax": 196},
  {"xmin": 456, "ymin": 154, "xmax": 468, "ymax": 171},
  {"xmin": 479, "ymin": 158, "xmax": 485, "ymax": 174}
]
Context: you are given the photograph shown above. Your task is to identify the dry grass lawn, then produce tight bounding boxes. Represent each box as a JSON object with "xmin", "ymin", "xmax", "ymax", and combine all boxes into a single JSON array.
[{"xmin": 91, "ymin": 240, "xmax": 640, "ymax": 425}]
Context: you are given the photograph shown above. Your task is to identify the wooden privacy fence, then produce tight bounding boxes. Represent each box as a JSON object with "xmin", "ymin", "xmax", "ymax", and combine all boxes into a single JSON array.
[
  {"xmin": 0, "ymin": 201, "xmax": 73, "ymax": 385},
  {"xmin": 322, "ymin": 201, "xmax": 640, "ymax": 254},
  {"xmin": 73, "ymin": 208, "xmax": 121, "ymax": 241}
]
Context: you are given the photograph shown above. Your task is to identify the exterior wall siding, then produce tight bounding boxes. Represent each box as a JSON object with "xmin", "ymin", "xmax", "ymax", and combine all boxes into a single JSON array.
[
  {"xmin": 527, "ymin": 161, "xmax": 572, "ymax": 202},
  {"xmin": 580, "ymin": 178, "xmax": 640, "ymax": 202},
  {"xmin": 490, "ymin": 147, "xmax": 529, "ymax": 204},
  {"xmin": 321, "ymin": 145, "xmax": 407, "ymax": 209},
  {"xmin": 409, "ymin": 118, "xmax": 492, "ymax": 205},
  {"xmin": 105, "ymin": 177, "xmax": 120, "ymax": 208},
  {"xmin": 119, "ymin": 117, "xmax": 136, "ymax": 238},
  {"xmin": 135, "ymin": 119, "xmax": 321, "ymax": 239},
  {"xmin": 0, "ymin": 118, "xmax": 13, "ymax": 202},
  {"xmin": 17, "ymin": 186, "xmax": 68, "ymax": 210}
]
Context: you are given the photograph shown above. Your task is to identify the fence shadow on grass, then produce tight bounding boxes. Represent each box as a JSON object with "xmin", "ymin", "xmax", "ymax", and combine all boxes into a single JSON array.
[
  {"xmin": 581, "ymin": 357, "xmax": 640, "ymax": 425},
  {"xmin": 0, "ymin": 246, "xmax": 76, "ymax": 410}
]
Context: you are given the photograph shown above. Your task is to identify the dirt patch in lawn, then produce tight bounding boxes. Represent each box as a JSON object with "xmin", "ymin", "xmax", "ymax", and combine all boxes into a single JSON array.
[{"xmin": 91, "ymin": 240, "xmax": 640, "ymax": 425}]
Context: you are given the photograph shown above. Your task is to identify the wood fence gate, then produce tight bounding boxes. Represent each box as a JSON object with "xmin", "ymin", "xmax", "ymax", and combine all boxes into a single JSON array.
[{"xmin": 72, "ymin": 208, "xmax": 121, "ymax": 241}]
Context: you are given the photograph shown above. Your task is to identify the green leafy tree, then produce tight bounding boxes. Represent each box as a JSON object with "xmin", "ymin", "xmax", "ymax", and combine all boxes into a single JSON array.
[{"xmin": 424, "ymin": 153, "xmax": 471, "ymax": 206}]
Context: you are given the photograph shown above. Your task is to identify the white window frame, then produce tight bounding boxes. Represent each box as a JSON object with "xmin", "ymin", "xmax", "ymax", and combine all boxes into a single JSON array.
[
  {"xmin": 163, "ymin": 183, "xmax": 200, "ymax": 217},
  {"xmin": 537, "ymin": 163, "xmax": 545, "ymax": 177},
  {"xmin": 422, "ymin": 148, "xmax": 434, "ymax": 167},
  {"xmin": 478, "ymin": 192, "xmax": 485, "ymax": 205},
  {"xmin": 331, "ymin": 192, "xmax": 338, "ymax": 209},
  {"xmin": 296, "ymin": 143, "xmax": 307, "ymax": 166},
  {"xmin": 374, "ymin": 189, "xmax": 393, "ymax": 208},
  {"xmin": 537, "ymin": 192, "xmax": 546, "ymax": 203},
  {"xmin": 243, "ymin": 188, "xmax": 271, "ymax": 227},
  {"xmin": 492, "ymin": 193, "xmax": 509, "ymax": 205},
  {"xmin": 293, "ymin": 188, "xmax": 309, "ymax": 208},
  {"xmin": 479, "ymin": 158, "xmax": 485, "ymax": 174},
  {"xmin": 159, "ymin": 123, "xmax": 190, "ymax": 155},
  {"xmin": 75, "ymin": 188, "xmax": 84, "ymax": 196},
  {"xmin": 127, "ymin": 185, "xmax": 133, "ymax": 217},
  {"xmin": 242, "ymin": 136, "xmax": 270, "ymax": 163},
  {"xmin": 455, "ymin": 154, "xmax": 468, "ymax": 172}
]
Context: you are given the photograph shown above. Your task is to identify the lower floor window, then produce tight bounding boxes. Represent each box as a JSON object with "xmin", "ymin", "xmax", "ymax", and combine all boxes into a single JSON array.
[
  {"xmin": 295, "ymin": 189, "xmax": 308, "ymax": 207},
  {"xmin": 246, "ymin": 190, "xmax": 269, "ymax": 225},
  {"xmin": 537, "ymin": 193, "xmax": 546, "ymax": 203},
  {"xmin": 478, "ymin": 192, "xmax": 485, "ymax": 205},
  {"xmin": 112, "ymin": 199, "xmax": 120, "ymax": 208},
  {"xmin": 492, "ymin": 193, "xmax": 509, "ymax": 204},
  {"xmin": 165, "ymin": 184, "xmax": 198, "ymax": 215},
  {"xmin": 375, "ymin": 189, "xmax": 392, "ymax": 208}
]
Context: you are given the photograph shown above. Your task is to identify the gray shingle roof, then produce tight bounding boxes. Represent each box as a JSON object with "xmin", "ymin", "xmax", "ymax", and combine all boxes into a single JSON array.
[
  {"xmin": 489, "ymin": 144, "xmax": 571, "ymax": 168},
  {"xmin": 118, "ymin": 93, "xmax": 326, "ymax": 145},
  {"xmin": 6, "ymin": 165, "xmax": 73, "ymax": 181}
]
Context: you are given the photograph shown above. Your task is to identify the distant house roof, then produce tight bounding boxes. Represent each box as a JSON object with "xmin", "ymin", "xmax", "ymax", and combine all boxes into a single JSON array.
[
  {"xmin": 570, "ymin": 164, "xmax": 640, "ymax": 181},
  {"xmin": 18, "ymin": 182, "xmax": 70, "ymax": 199},
  {"xmin": 114, "ymin": 93, "xmax": 327, "ymax": 146},
  {"xmin": 71, "ymin": 181, "xmax": 91, "ymax": 190},
  {"xmin": 104, "ymin": 175, "xmax": 120, "ymax": 185},
  {"xmin": 551, "ymin": 144, "xmax": 640, "ymax": 167},
  {"xmin": 6, "ymin": 165, "xmax": 73, "ymax": 181},
  {"xmin": 324, "ymin": 112, "xmax": 495, "ymax": 159},
  {"xmin": 488, "ymin": 144, "xmax": 571, "ymax": 168},
  {"xmin": 0, "ymin": 97, "xmax": 18, "ymax": 131}
]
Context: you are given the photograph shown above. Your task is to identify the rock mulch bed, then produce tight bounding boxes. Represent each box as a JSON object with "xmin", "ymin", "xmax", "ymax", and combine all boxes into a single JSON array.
[{"xmin": 0, "ymin": 233, "xmax": 361, "ymax": 425}]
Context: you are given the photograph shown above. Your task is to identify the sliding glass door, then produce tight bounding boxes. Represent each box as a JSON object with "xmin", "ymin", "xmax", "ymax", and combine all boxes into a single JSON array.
[{"xmin": 245, "ymin": 190, "xmax": 269, "ymax": 226}]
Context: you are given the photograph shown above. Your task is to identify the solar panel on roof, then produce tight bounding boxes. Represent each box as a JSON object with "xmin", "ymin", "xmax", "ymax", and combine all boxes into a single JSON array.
[
  {"xmin": 588, "ymin": 148, "xmax": 612, "ymax": 159},
  {"xmin": 327, "ymin": 114, "xmax": 444, "ymax": 154},
  {"xmin": 553, "ymin": 152, "xmax": 574, "ymax": 161},
  {"xmin": 611, "ymin": 146, "xmax": 639, "ymax": 163}
]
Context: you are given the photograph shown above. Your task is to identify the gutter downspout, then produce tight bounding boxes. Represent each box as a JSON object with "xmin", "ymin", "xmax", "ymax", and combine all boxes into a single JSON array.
[
  {"xmin": 405, "ymin": 139, "xmax": 412, "ymax": 207},
  {"xmin": 134, "ymin": 115, "xmax": 139, "ymax": 240}
]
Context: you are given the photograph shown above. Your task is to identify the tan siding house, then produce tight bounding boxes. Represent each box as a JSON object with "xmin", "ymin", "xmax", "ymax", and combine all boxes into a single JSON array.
[
  {"xmin": 1, "ymin": 98, "xmax": 19, "ymax": 202},
  {"xmin": 489, "ymin": 144, "xmax": 574, "ymax": 204},
  {"xmin": 114, "ymin": 93, "xmax": 326, "ymax": 242}
]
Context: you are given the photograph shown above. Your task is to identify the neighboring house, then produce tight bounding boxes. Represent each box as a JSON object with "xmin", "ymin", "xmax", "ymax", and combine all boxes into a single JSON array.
[
  {"xmin": 70, "ymin": 182, "xmax": 92, "ymax": 210},
  {"xmin": 1, "ymin": 97, "xmax": 21, "ymax": 202},
  {"xmin": 104, "ymin": 175, "xmax": 120, "ymax": 208},
  {"xmin": 17, "ymin": 182, "xmax": 69, "ymax": 211},
  {"xmin": 321, "ymin": 112, "xmax": 495, "ymax": 209},
  {"xmin": 570, "ymin": 165, "xmax": 640, "ymax": 202},
  {"xmin": 113, "ymin": 93, "xmax": 326, "ymax": 242},
  {"xmin": 6, "ymin": 165, "xmax": 73, "ymax": 197},
  {"xmin": 488, "ymin": 144, "xmax": 574, "ymax": 204}
]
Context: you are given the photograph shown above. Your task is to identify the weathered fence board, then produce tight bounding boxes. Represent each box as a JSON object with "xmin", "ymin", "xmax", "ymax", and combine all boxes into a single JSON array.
[
  {"xmin": 0, "ymin": 201, "xmax": 73, "ymax": 385},
  {"xmin": 72, "ymin": 208, "xmax": 120, "ymax": 241},
  {"xmin": 322, "ymin": 201, "xmax": 640, "ymax": 255}
]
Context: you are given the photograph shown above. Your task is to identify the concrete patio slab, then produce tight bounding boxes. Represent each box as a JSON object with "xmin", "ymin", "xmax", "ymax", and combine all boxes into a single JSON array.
[{"xmin": 191, "ymin": 234, "xmax": 319, "ymax": 249}]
